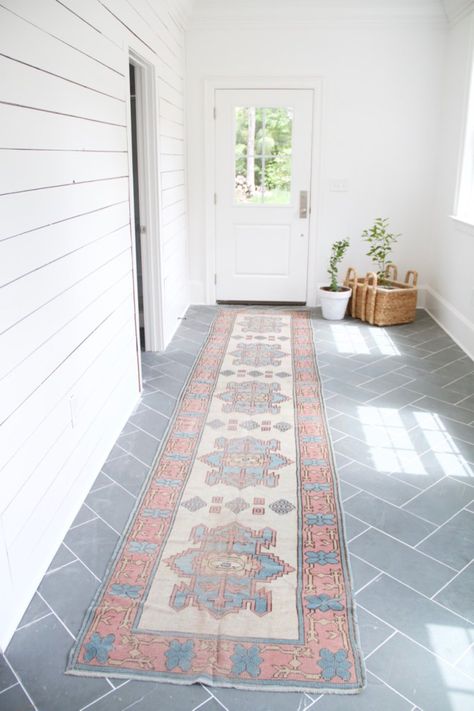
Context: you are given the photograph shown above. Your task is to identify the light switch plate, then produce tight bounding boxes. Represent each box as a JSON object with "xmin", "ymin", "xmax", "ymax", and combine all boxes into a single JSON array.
[{"xmin": 329, "ymin": 179, "xmax": 349, "ymax": 192}]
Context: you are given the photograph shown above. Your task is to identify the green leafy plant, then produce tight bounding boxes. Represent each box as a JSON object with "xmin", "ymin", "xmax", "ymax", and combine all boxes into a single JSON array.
[
  {"xmin": 362, "ymin": 217, "xmax": 401, "ymax": 285},
  {"xmin": 327, "ymin": 238, "xmax": 350, "ymax": 291}
]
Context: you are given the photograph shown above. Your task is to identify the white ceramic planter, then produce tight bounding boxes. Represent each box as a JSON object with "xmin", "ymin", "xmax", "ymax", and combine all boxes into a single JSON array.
[{"xmin": 320, "ymin": 286, "xmax": 351, "ymax": 320}]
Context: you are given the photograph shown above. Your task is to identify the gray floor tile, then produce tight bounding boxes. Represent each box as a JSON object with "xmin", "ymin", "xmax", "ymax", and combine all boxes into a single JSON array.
[
  {"xmin": 105, "ymin": 444, "xmax": 129, "ymax": 463},
  {"xmin": 344, "ymin": 491, "xmax": 436, "ymax": 545},
  {"xmin": 141, "ymin": 389, "xmax": 178, "ymax": 418},
  {"xmin": 70, "ymin": 503, "xmax": 97, "ymax": 529},
  {"xmin": 312, "ymin": 671, "xmax": 411, "ymax": 710},
  {"xmin": 340, "ymin": 461, "xmax": 419, "ymax": 506},
  {"xmin": 120, "ymin": 682, "xmax": 211, "ymax": 711},
  {"xmin": 90, "ymin": 471, "xmax": 115, "ymax": 491},
  {"xmin": 446, "ymin": 373, "xmax": 474, "ymax": 396},
  {"xmin": 367, "ymin": 633, "xmax": 474, "ymax": 711},
  {"xmin": 357, "ymin": 575, "xmax": 473, "ymax": 664},
  {"xmin": 348, "ymin": 554, "xmax": 381, "ymax": 593},
  {"xmin": 339, "ymin": 481, "xmax": 361, "ymax": 502},
  {"xmin": 5, "ymin": 616, "xmax": 110, "ymax": 711},
  {"xmin": 112, "ymin": 429, "xmax": 159, "ymax": 468},
  {"xmin": 344, "ymin": 513, "xmax": 370, "ymax": 541},
  {"xmin": 361, "ymin": 371, "xmax": 414, "ymax": 395},
  {"xmin": 434, "ymin": 562, "xmax": 474, "ymax": 623},
  {"xmin": 46, "ymin": 544, "xmax": 77, "ymax": 574},
  {"xmin": 406, "ymin": 379, "xmax": 465, "ymax": 405},
  {"xmin": 355, "ymin": 606, "xmax": 394, "ymax": 658},
  {"xmin": 210, "ymin": 685, "xmax": 307, "ymax": 710},
  {"xmin": 457, "ymin": 645, "xmax": 474, "ymax": 679},
  {"xmin": 64, "ymin": 518, "xmax": 119, "ymax": 580},
  {"xmin": 16, "ymin": 593, "xmax": 50, "ymax": 629},
  {"xmin": 417, "ymin": 510, "xmax": 474, "ymax": 569},
  {"xmin": 81, "ymin": 680, "xmax": 159, "ymax": 710},
  {"xmin": 165, "ymin": 350, "xmax": 197, "ymax": 367},
  {"xmin": 0, "ymin": 654, "xmax": 17, "ymax": 691},
  {"xmin": 85, "ymin": 483, "xmax": 136, "ymax": 532},
  {"xmin": 323, "ymin": 380, "xmax": 376, "ymax": 404},
  {"xmin": 129, "ymin": 406, "xmax": 170, "ymax": 439},
  {"xmin": 348, "ymin": 528, "xmax": 454, "ymax": 597},
  {"xmin": 38, "ymin": 560, "xmax": 100, "ymax": 637},
  {"xmin": 102, "ymin": 454, "xmax": 150, "ymax": 496},
  {"xmin": 413, "ymin": 396, "xmax": 474, "ymax": 425},
  {"xmin": 0, "ymin": 683, "xmax": 34, "ymax": 711},
  {"xmin": 367, "ymin": 388, "xmax": 423, "ymax": 410},
  {"xmin": 403, "ymin": 477, "xmax": 474, "ymax": 525}
]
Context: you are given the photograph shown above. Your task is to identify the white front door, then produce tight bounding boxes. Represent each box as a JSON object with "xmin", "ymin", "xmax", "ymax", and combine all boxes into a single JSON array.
[{"xmin": 214, "ymin": 88, "xmax": 313, "ymax": 302}]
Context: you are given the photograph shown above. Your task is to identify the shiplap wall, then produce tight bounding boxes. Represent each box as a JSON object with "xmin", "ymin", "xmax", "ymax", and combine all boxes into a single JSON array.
[{"xmin": 0, "ymin": 0, "xmax": 192, "ymax": 650}]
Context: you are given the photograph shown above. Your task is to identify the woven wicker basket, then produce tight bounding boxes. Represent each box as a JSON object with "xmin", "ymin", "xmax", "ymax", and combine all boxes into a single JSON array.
[{"xmin": 344, "ymin": 264, "xmax": 418, "ymax": 326}]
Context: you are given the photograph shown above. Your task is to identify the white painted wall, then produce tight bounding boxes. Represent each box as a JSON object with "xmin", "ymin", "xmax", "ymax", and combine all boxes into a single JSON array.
[
  {"xmin": 186, "ymin": 3, "xmax": 446, "ymax": 306},
  {"xmin": 0, "ymin": 0, "xmax": 193, "ymax": 650},
  {"xmin": 426, "ymin": 9, "xmax": 474, "ymax": 358}
]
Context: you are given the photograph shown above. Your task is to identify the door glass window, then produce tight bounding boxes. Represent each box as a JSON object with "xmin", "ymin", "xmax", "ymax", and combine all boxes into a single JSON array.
[{"xmin": 234, "ymin": 107, "xmax": 293, "ymax": 205}]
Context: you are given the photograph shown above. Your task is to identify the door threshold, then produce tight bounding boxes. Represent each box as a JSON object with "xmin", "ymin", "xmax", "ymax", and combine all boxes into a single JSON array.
[{"xmin": 216, "ymin": 301, "xmax": 307, "ymax": 306}]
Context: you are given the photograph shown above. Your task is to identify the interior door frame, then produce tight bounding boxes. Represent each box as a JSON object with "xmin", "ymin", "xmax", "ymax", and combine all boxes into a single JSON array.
[
  {"xmin": 127, "ymin": 49, "xmax": 164, "ymax": 361},
  {"xmin": 204, "ymin": 77, "xmax": 322, "ymax": 305}
]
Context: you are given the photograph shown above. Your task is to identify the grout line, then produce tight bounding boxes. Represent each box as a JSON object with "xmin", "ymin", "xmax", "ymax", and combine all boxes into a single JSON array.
[
  {"xmin": 0, "ymin": 682, "xmax": 19, "ymax": 696},
  {"xmin": 62, "ymin": 542, "xmax": 102, "ymax": 583},
  {"xmin": 429, "ymin": 558, "xmax": 474, "ymax": 600},
  {"xmin": 202, "ymin": 686, "xmax": 228, "ymax": 710},
  {"xmin": 81, "ymin": 503, "xmax": 123, "ymax": 536},
  {"xmin": 360, "ymin": 603, "xmax": 474, "ymax": 682},
  {"xmin": 15, "ymin": 612, "xmax": 54, "ymax": 633},
  {"xmin": 347, "ymin": 513, "xmax": 458, "ymax": 572},
  {"xmin": 342, "ymin": 484, "xmax": 441, "ymax": 528},
  {"xmin": 366, "ymin": 669, "xmax": 420, "ymax": 708},
  {"xmin": 191, "ymin": 696, "xmax": 216, "ymax": 711},
  {"xmin": 352, "ymin": 570, "xmax": 383, "ymax": 596},
  {"xmin": 78, "ymin": 686, "xmax": 120, "ymax": 710},
  {"xmin": 125, "ymin": 418, "xmax": 163, "ymax": 442},
  {"xmin": 414, "ymin": 503, "xmax": 473, "ymax": 548},
  {"xmin": 364, "ymin": 629, "xmax": 398, "ymax": 660},
  {"xmin": 351, "ymin": 552, "xmax": 474, "ymax": 627},
  {"xmin": 400, "ymin": 474, "xmax": 449, "ymax": 508},
  {"xmin": 36, "ymin": 591, "xmax": 76, "ymax": 640},
  {"xmin": 108, "ymin": 446, "xmax": 156, "ymax": 471},
  {"xmin": 97, "ymin": 471, "xmax": 142, "ymax": 500},
  {"xmin": 2, "ymin": 655, "xmax": 38, "ymax": 711},
  {"xmin": 346, "ymin": 524, "xmax": 372, "ymax": 544},
  {"xmin": 453, "ymin": 642, "xmax": 474, "ymax": 668}
]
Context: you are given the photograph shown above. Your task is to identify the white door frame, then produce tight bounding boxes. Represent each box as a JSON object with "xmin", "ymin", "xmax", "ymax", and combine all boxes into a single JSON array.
[
  {"xmin": 204, "ymin": 77, "xmax": 322, "ymax": 305},
  {"xmin": 127, "ymin": 49, "xmax": 164, "ymax": 359}
]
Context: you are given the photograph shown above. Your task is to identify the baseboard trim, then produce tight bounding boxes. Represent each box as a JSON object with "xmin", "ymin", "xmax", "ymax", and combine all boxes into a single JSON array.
[{"xmin": 424, "ymin": 286, "xmax": 474, "ymax": 361}]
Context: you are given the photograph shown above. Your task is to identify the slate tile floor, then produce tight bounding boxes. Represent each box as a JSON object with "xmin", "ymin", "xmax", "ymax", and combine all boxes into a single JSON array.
[{"xmin": 2, "ymin": 306, "xmax": 474, "ymax": 711}]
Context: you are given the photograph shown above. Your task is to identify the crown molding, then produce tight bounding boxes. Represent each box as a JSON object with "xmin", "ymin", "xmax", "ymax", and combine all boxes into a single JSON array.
[
  {"xmin": 442, "ymin": 0, "xmax": 474, "ymax": 24},
  {"xmin": 188, "ymin": 0, "xmax": 448, "ymax": 31}
]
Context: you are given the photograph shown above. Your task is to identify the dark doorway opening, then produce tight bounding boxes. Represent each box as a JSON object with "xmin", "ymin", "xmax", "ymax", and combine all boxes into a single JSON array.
[{"xmin": 129, "ymin": 62, "xmax": 145, "ymax": 351}]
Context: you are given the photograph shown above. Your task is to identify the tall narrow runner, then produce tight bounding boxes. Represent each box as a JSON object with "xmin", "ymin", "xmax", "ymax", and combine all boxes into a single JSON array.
[{"xmin": 68, "ymin": 310, "xmax": 365, "ymax": 693}]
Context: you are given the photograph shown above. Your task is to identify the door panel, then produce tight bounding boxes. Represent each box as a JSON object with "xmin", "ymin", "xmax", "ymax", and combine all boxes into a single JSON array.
[{"xmin": 215, "ymin": 89, "xmax": 313, "ymax": 302}]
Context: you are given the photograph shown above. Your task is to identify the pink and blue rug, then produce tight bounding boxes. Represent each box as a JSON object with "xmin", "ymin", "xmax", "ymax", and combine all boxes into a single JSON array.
[{"xmin": 68, "ymin": 310, "xmax": 365, "ymax": 693}]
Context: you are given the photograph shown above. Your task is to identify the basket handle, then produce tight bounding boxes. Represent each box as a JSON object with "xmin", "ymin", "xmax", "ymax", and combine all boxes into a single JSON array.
[
  {"xmin": 385, "ymin": 263, "xmax": 398, "ymax": 281},
  {"xmin": 360, "ymin": 272, "xmax": 377, "ymax": 322},
  {"xmin": 405, "ymin": 270, "xmax": 418, "ymax": 287},
  {"xmin": 344, "ymin": 267, "xmax": 358, "ymax": 317}
]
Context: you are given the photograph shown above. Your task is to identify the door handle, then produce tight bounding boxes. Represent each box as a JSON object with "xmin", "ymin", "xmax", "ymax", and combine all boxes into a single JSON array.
[{"xmin": 299, "ymin": 191, "xmax": 309, "ymax": 219}]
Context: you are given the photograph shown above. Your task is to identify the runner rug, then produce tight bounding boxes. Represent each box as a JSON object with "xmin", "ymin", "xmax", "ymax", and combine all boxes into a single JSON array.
[{"xmin": 68, "ymin": 309, "xmax": 365, "ymax": 693}]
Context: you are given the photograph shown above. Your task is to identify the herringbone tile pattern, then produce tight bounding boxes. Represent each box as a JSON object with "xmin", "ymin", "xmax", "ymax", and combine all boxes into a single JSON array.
[{"xmin": 1, "ymin": 307, "xmax": 473, "ymax": 711}]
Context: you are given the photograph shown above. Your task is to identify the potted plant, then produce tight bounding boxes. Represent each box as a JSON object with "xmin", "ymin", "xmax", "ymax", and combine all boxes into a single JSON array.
[
  {"xmin": 344, "ymin": 218, "xmax": 419, "ymax": 326},
  {"xmin": 362, "ymin": 217, "xmax": 400, "ymax": 286},
  {"xmin": 320, "ymin": 238, "xmax": 351, "ymax": 320}
]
